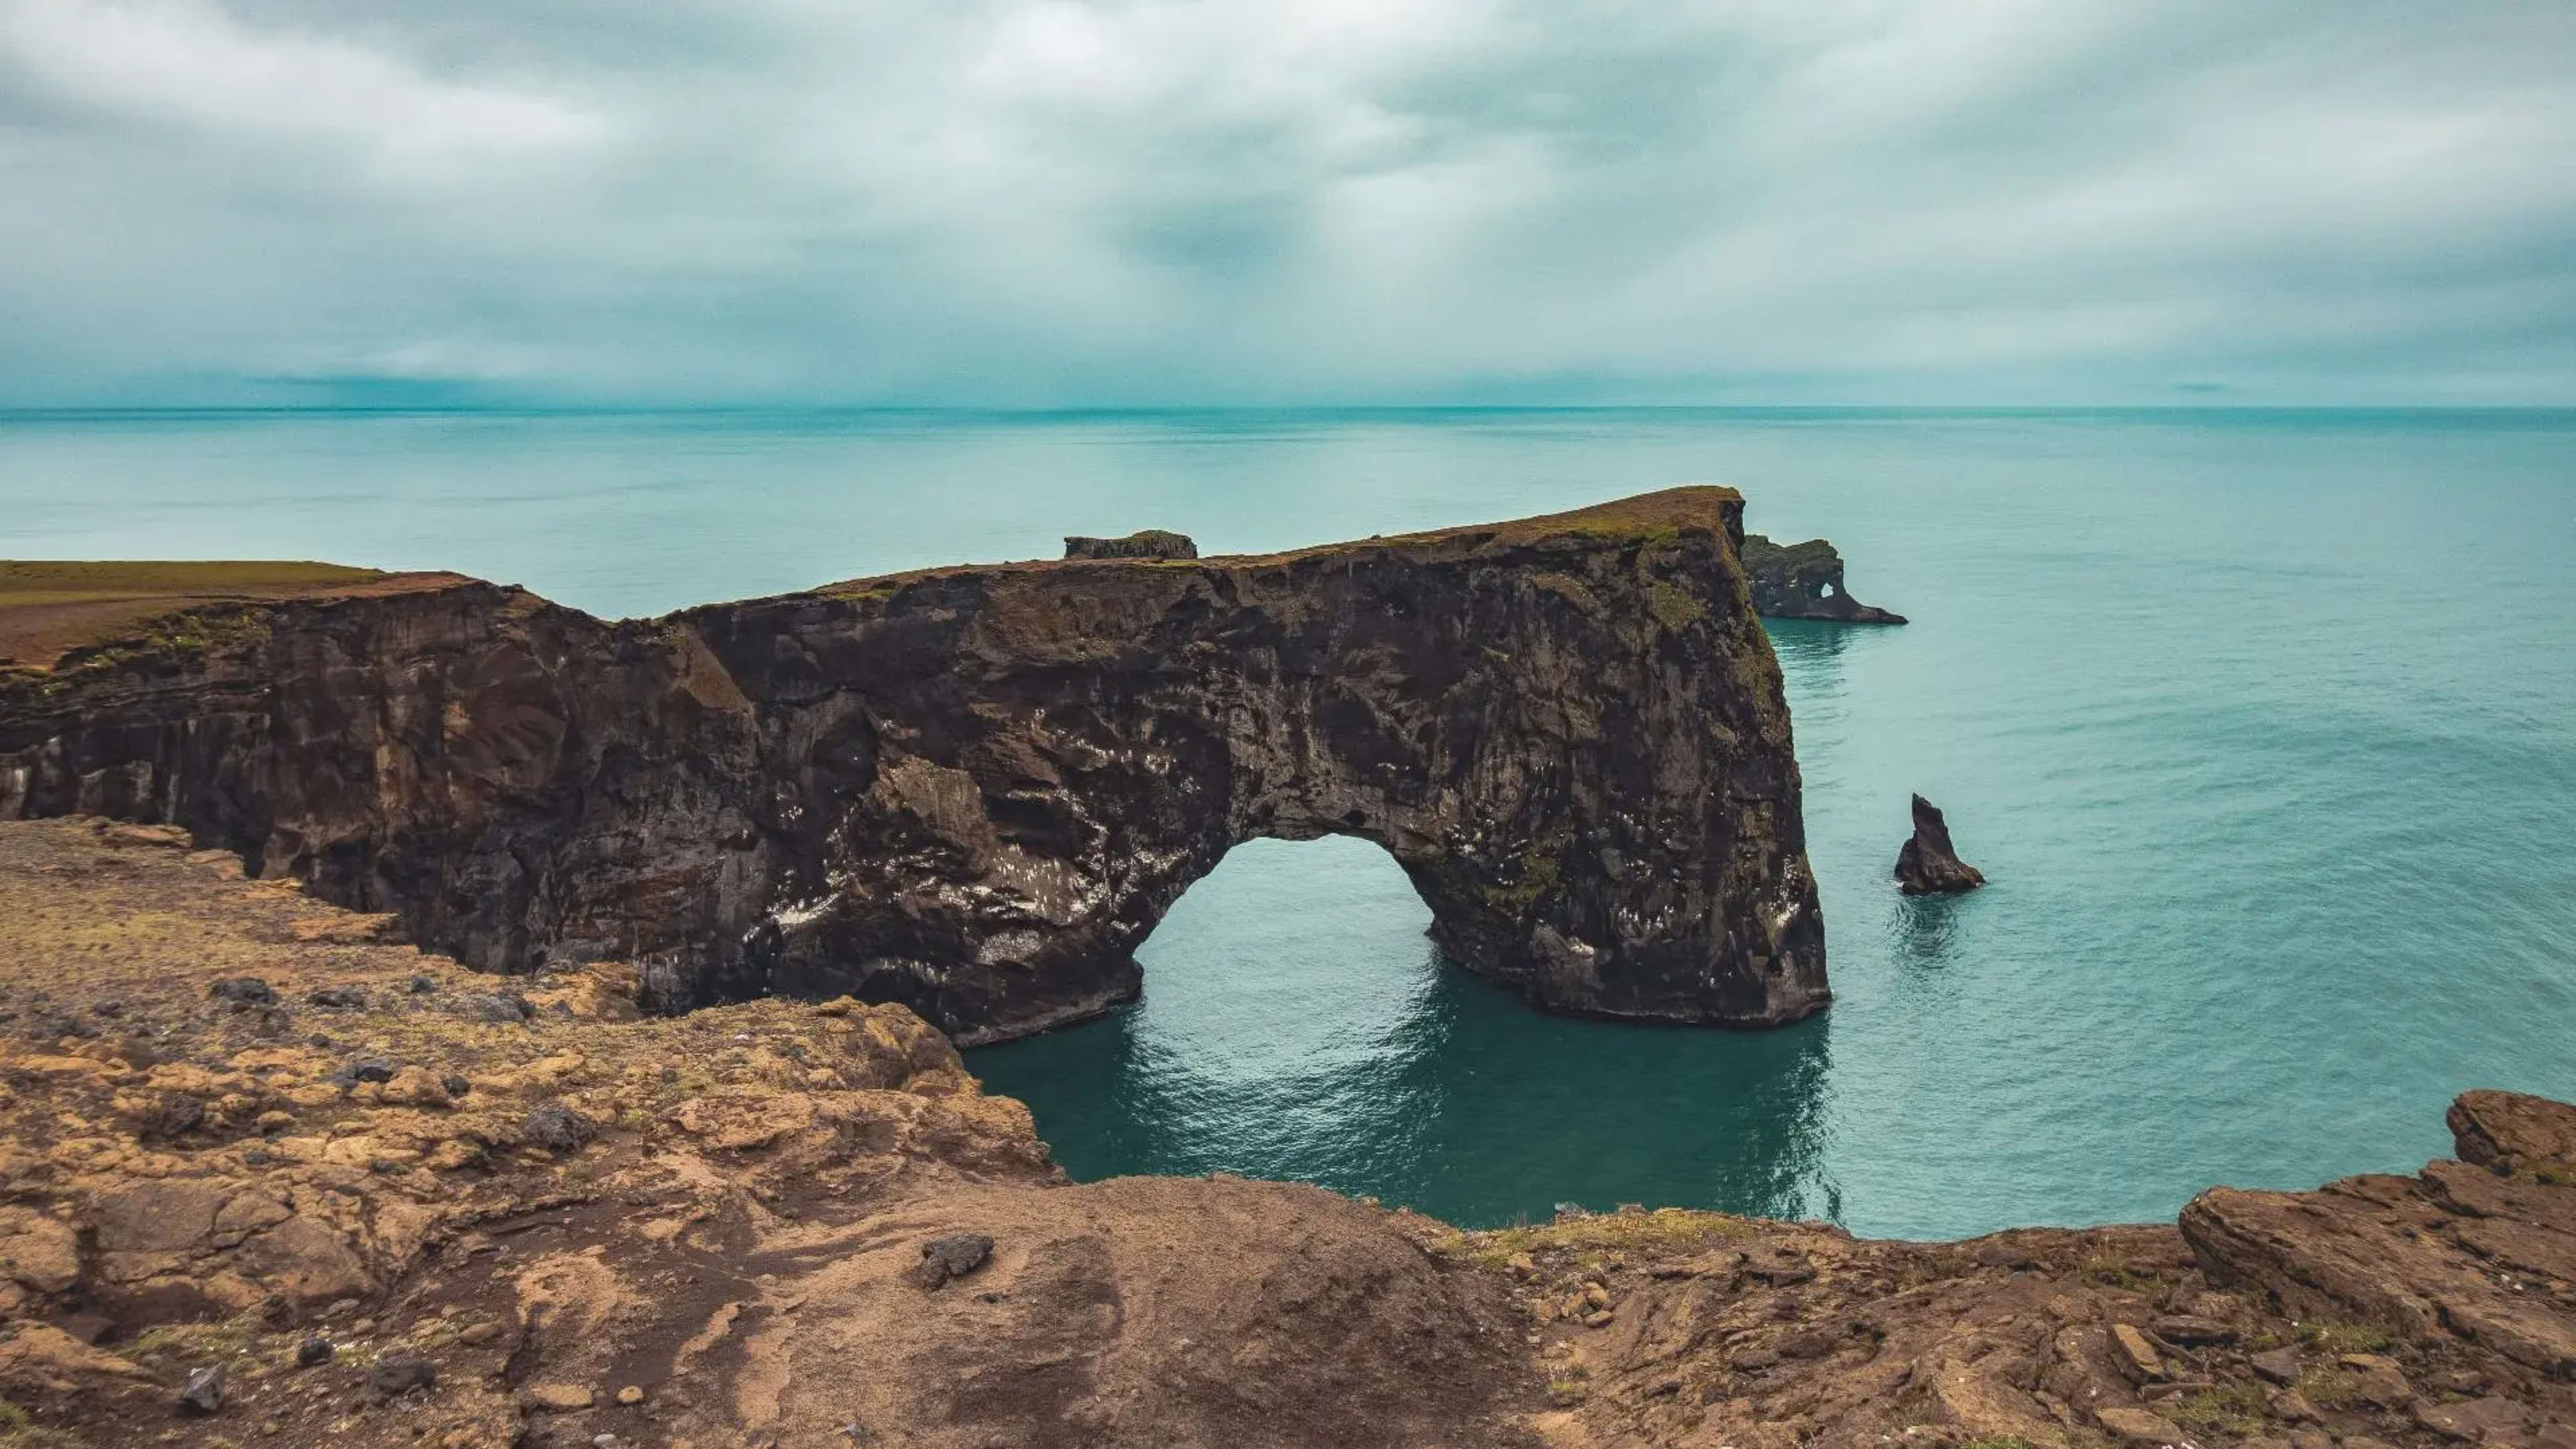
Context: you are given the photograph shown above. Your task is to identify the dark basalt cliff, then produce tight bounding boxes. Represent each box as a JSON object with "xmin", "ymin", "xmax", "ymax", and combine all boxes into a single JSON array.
[
  {"xmin": 0, "ymin": 488, "xmax": 1827, "ymax": 1043},
  {"xmin": 1741, "ymin": 533, "xmax": 1907, "ymax": 623}
]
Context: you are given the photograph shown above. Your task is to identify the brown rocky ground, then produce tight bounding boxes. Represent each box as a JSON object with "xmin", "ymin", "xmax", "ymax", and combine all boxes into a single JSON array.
[
  {"xmin": 0, "ymin": 563, "xmax": 466, "ymax": 674},
  {"xmin": 1, "ymin": 816, "xmax": 2571, "ymax": 1449}
]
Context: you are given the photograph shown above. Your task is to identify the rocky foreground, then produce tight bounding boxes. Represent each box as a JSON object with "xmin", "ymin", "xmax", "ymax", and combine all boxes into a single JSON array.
[{"xmin": 2, "ymin": 816, "xmax": 2572, "ymax": 1448}]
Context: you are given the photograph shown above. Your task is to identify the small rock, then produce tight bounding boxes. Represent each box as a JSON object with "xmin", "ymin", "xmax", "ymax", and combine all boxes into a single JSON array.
[
  {"xmin": 52, "ymin": 1312, "xmax": 113, "ymax": 1346},
  {"xmin": 2412, "ymin": 1397, "xmax": 2530, "ymax": 1442},
  {"xmin": 408, "ymin": 975, "xmax": 439, "ymax": 994},
  {"xmin": 2096, "ymin": 1405, "xmax": 2186, "ymax": 1444},
  {"xmin": 142, "ymin": 1093, "xmax": 206, "ymax": 1139},
  {"xmin": 209, "ymin": 977, "xmax": 277, "ymax": 1006},
  {"xmin": 456, "ymin": 1321, "xmax": 504, "ymax": 1346},
  {"xmin": 307, "ymin": 985, "xmax": 369, "ymax": 1009},
  {"xmin": 2151, "ymin": 1313, "xmax": 2234, "ymax": 1345},
  {"xmin": 1582, "ymin": 1309, "xmax": 1615, "ymax": 1328},
  {"xmin": 2268, "ymin": 1387, "xmax": 2320, "ymax": 1422},
  {"xmin": 453, "ymin": 992, "xmax": 533, "ymax": 1023},
  {"xmin": 348, "ymin": 1318, "xmax": 375, "ymax": 1336},
  {"xmin": 906, "ymin": 1232, "xmax": 994, "ymax": 1289},
  {"xmin": 1580, "ymin": 1282, "xmax": 1611, "ymax": 1309},
  {"xmin": 441, "ymin": 1073, "xmax": 472, "ymax": 1099},
  {"xmin": 2249, "ymin": 1346, "xmax": 2302, "ymax": 1384},
  {"xmin": 295, "ymin": 1336, "xmax": 334, "ymax": 1367},
  {"xmin": 2336, "ymin": 1352, "xmax": 2415, "ymax": 1407},
  {"xmin": 380, "ymin": 1066, "xmax": 451, "ymax": 1108},
  {"xmin": 1776, "ymin": 1326, "xmax": 1843, "ymax": 1360},
  {"xmin": 368, "ymin": 1355, "xmax": 436, "ymax": 1395},
  {"xmin": 523, "ymin": 1103, "xmax": 598, "ymax": 1152},
  {"xmin": 615, "ymin": 1385, "xmax": 645, "ymax": 1406},
  {"xmin": 91, "ymin": 999, "xmax": 123, "ymax": 1017},
  {"xmin": 2110, "ymin": 1322, "xmax": 2165, "ymax": 1382},
  {"xmin": 178, "ymin": 1364, "xmax": 225, "ymax": 1413},
  {"xmin": 347, "ymin": 1058, "xmax": 398, "ymax": 1083},
  {"xmin": 523, "ymin": 1383, "xmax": 596, "ymax": 1412}
]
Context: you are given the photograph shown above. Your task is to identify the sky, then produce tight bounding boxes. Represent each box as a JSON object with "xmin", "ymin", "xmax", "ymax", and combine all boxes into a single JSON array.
[{"xmin": 1, "ymin": 0, "xmax": 2573, "ymax": 407}]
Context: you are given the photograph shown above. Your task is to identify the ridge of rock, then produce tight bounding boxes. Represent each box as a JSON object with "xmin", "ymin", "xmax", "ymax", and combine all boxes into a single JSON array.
[{"xmin": 0, "ymin": 486, "xmax": 1827, "ymax": 1042}]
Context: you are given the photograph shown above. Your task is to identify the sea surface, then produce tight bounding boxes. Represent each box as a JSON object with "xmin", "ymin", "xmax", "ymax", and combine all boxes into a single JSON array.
[{"xmin": 5, "ymin": 407, "xmax": 2572, "ymax": 1239}]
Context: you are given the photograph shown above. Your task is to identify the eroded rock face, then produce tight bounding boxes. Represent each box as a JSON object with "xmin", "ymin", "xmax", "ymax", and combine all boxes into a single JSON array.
[
  {"xmin": 1894, "ymin": 793, "xmax": 1985, "ymax": 894},
  {"xmin": 1741, "ymin": 533, "xmax": 1907, "ymax": 624},
  {"xmin": 0, "ymin": 488, "xmax": 1827, "ymax": 1042}
]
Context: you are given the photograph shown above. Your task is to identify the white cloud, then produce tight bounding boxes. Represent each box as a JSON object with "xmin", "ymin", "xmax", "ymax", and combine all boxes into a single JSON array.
[{"xmin": 0, "ymin": 0, "xmax": 2570, "ymax": 402}]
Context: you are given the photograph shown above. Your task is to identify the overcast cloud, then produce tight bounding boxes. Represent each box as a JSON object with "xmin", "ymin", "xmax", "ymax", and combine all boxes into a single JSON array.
[{"xmin": 2, "ymin": 0, "xmax": 2572, "ymax": 405}]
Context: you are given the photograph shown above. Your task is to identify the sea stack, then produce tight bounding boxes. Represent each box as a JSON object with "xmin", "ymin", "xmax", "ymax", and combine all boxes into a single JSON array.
[
  {"xmin": 1739, "ymin": 534, "xmax": 1906, "ymax": 624},
  {"xmin": 1894, "ymin": 794, "xmax": 1984, "ymax": 894},
  {"xmin": 1064, "ymin": 529, "xmax": 1197, "ymax": 560}
]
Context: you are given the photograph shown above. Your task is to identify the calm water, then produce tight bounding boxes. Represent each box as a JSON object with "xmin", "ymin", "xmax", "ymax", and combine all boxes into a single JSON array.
[{"xmin": 6, "ymin": 407, "xmax": 2573, "ymax": 1238}]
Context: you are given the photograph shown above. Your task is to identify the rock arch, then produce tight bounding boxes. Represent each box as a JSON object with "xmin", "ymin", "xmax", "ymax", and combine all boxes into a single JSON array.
[{"xmin": 1, "ymin": 488, "xmax": 1828, "ymax": 1042}]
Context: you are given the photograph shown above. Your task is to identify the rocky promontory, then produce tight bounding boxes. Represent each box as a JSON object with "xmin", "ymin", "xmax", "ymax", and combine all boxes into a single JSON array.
[
  {"xmin": 2, "ymin": 816, "xmax": 2571, "ymax": 1449},
  {"xmin": 0, "ymin": 488, "xmax": 1829, "ymax": 1042},
  {"xmin": 1740, "ymin": 534, "xmax": 1907, "ymax": 624}
]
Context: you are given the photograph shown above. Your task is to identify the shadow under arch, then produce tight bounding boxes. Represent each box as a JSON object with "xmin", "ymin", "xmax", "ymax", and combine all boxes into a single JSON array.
[{"xmin": 968, "ymin": 834, "xmax": 1839, "ymax": 1228}]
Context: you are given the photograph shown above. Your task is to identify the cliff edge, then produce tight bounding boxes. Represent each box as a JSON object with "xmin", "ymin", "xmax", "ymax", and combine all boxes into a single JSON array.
[{"xmin": 0, "ymin": 488, "xmax": 1827, "ymax": 1043}]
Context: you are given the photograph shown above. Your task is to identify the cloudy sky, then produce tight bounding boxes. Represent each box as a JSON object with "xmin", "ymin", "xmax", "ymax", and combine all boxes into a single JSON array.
[{"xmin": 2, "ymin": 0, "xmax": 2572, "ymax": 406}]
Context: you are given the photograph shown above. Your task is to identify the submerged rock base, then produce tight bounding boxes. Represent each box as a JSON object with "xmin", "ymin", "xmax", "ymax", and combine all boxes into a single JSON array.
[{"xmin": 4, "ymin": 817, "xmax": 2571, "ymax": 1448}]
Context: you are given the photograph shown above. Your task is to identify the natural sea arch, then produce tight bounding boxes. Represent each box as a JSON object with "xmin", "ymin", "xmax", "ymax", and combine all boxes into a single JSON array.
[
  {"xmin": 3, "ymin": 488, "xmax": 1828, "ymax": 1046},
  {"xmin": 965, "ymin": 834, "xmax": 1843, "ymax": 1226}
]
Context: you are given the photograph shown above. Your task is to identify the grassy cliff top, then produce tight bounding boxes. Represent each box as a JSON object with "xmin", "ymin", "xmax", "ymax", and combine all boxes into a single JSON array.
[
  {"xmin": 0, "ymin": 561, "xmax": 470, "ymax": 672},
  {"xmin": 808, "ymin": 485, "xmax": 1745, "ymax": 602}
]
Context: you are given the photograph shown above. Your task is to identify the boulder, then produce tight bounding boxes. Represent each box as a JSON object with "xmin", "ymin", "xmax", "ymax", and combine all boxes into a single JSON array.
[{"xmin": 907, "ymin": 1233, "xmax": 994, "ymax": 1289}]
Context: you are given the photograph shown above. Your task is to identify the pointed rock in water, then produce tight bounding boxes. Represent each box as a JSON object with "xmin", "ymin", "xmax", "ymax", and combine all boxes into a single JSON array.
[{"xmin": 1894, "ymin": 794, "xmax": 1984, "ymax": 894}]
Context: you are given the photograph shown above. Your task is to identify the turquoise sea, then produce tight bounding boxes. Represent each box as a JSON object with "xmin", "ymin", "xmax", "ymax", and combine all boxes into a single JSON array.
[{"xmin": 5, "ymin": 407, "xmax": 2572, "ymax": 1239}]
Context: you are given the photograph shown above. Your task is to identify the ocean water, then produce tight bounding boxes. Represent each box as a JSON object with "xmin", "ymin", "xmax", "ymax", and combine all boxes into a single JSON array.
[{"xmin": 5, "ymin": 407, "xmax": 2572, "ymax": 1239}]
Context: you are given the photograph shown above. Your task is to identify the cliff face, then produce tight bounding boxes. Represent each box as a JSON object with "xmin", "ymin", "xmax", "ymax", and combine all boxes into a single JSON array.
[
  {"xmin": 0, "ymin": 487, "xmax": 1827, "ymax": 1043},
  {"xmin": 1739, "ymin": 534, "xmax": 1906, "ymax": 624}
]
